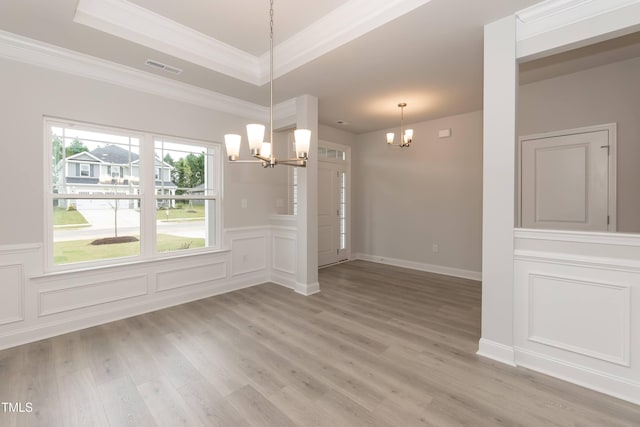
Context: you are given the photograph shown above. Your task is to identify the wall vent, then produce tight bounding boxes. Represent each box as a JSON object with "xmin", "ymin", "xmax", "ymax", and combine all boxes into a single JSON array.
[{"xmin": 145, "ymin": 59, "xmax": 183, "ymax": 75}]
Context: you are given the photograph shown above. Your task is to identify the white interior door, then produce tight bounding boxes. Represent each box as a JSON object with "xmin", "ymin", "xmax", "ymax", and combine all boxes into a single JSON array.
[
  {"xmin": 318, "ymin": 162, "xmax": 348, "ymax": 267},
  {"xmin": 318, "ymin": 163, "xmax": 338, "ymax": 266},
  {"xmin": 520, "ymin": 127, "xmax": 614, "ymax": 231}
]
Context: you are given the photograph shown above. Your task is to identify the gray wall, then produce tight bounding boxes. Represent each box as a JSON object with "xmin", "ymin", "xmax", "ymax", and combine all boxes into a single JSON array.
[
  {"xmin": 0, "ymin": 58, "xmax": 286, "ymax": 245},
  {"xmin": 319, "ymin": 124, "xmax": 357, "ymax": 148},
  {"xmin": 353, "ymin": 110, "xmax": 483, "ymax": 273},
  {"xmin": 519, "ymin": 56, "xmax": 640, "ymax": 232}
]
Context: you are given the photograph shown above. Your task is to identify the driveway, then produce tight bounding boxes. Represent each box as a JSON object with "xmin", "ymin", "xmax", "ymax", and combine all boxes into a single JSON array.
[
  {"xmin": 77, "ymin": 203, "xmax": 140, "ymax": 230},
  {"xmin": 55, "ymin": 205, "xmax": 205, "ymax": 242}
]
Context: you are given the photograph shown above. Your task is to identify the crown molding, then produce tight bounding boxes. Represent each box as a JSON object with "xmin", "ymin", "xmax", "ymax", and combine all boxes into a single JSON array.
[
  {"xmin": 264, "ymin": 0, "xmax": 434, "ymax": 84},
  {"xmin": 74, "ymin": 0, "xmax": 432, "ymax": 86},
  {"xmin": 74, "ymin": 0, "xmax": 261, "ymax": 85},
  {"xmin": 516, "ymin": 0, "xmax": 640, "ymax": 41},
  {"xmin": 0, "ymin": 30, "xmax": 268, "ymax": 121}
]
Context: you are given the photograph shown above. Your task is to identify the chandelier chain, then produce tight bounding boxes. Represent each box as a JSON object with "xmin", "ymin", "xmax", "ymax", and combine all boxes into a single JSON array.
[{"xmin": 269, "ymin": 0, "xmax": 274, "ymax": 158}]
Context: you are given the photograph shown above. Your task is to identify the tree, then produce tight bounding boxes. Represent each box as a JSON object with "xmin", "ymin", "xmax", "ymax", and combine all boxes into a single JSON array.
[
  {"xmin": 171, "ymin": 153, "xmax": 205, "ymax": 195},
  {"xmin": 52, "ymin": 136, "xmax": 89, "ymax": 162},
  {"xmin": 67, "ymin": 139, "xmax": 89, "ymax": 156},
  {"xmin": 163, "ymin": 153, "xmax": 175, "ymax": 166}
]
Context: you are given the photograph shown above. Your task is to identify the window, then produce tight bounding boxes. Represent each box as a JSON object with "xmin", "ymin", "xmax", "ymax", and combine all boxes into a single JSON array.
[
  {"xmin": 154, "ymin": 139, "xmax": 218, "ymax": 253},
  {"xmin": 79, "ymin": 163, "xmax": 90, "ymax": 177},
  {"xmin": 46, "ymin": 118, "xmax": 221, "ymax": 270}
]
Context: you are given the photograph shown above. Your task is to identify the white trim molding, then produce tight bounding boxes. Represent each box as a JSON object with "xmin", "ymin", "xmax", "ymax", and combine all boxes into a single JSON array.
[
  {"xmin": 0, "ymin": 30, "xmax": 268, "ymax": 121},
  {"xmin": 515, "ymin": 228, "xmax": 640, "ymax": 247},
  {"xmin": 516, "ymin": 0, "xmax": 640, "ymax": 60},
  {"xmin": 353, "ymin": 253, "xmax": 482, "ymax": 281},
  {"xmin": 515, "ymin": 347, "xmax": 640, "ymax": 405},
  {"xmin": 74, "ymin": 0, "xmax": 261, "ymax": 85},
  {"xmin": 477, "ymin": 338, "xmax": 517, "ymax": 366},
  {"xmin": 74, "ymin": 0, "xmax": 434, "ymax": 85},
  {"xmin": 514, "ymin": 229, "xmax": 640, "ymax": 405},
  {"xmin": 0, "ymin": 226, "xmax": 307, "ymax": 351},
  {"xmin": 295, "ymin": 281, "xmax": 320, "ymax": 296}
]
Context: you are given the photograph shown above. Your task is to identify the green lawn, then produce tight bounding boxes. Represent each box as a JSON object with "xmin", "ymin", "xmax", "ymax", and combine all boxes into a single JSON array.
[
  {"xmin": 157, "ymin": 204, "xmax": 205, "ymax": 221},
  {"xmin": 53, "ymin": 207, "xmax": 89, "ymax": 226},
  {"xmin": 54, "ymin": 234, "xmax": 205, "ymax": 265}
]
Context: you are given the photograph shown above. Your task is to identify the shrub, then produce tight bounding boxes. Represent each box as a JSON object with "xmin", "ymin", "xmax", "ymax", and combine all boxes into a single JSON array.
[{"xmin": 67, "ymin": 204, "xmax": 77, "ymax": 211}]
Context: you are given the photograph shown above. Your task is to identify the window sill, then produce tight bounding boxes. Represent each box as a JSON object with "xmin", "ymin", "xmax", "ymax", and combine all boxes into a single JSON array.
[{"xmin": 31, "ymin": 247, "xmax": 230, "ymax": 280}]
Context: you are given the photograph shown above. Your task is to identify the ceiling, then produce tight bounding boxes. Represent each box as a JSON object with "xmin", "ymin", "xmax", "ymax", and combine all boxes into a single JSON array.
[{"xmin": 0, "ymin": 0, "xmax": 543, "ymax": 133}]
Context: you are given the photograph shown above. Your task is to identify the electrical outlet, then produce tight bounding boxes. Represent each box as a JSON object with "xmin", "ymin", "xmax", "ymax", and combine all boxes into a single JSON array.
[
  {"xmin": 241, "ymin": 198, "xmax": 248, "ymax": 209},
  {"xmin": 432, "ymin": 244, "xmax": 439, "ymax": 253}
]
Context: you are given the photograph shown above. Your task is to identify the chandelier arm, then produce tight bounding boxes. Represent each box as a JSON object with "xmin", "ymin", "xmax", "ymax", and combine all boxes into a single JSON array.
[
  {"xmin": 228, "ymin": 160, "xmax": 264, "ymax": 164},
  {"xmin": 252, "ymin": 154, "xmax": 271, "ymax": 162},
  {"xmin": 275, "ymin": 158, "xmax": 307, "ymax": 167}
]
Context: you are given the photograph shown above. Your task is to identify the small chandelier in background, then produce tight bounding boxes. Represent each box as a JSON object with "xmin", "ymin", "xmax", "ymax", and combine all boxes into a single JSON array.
[
  {"xmin": 224, "ymin": 0, "xmax": 310, "ymax": 168},
  {"xmin": 386, "ymin": 103, "xmax": 413, "ymax": 148}
]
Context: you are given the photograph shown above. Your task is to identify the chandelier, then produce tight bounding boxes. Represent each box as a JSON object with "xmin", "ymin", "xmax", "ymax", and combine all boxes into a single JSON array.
[
  {"xmin": 386, "ymin": 103, "xmax": 413, "ymax": 147},
  {"xmin": 224, "ymin": 0, "xmax": 310, "ymax": 168}
]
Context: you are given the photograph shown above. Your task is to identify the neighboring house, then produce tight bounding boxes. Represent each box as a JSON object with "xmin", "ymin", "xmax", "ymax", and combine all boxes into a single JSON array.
[{"xmin": 56, "ymin": 144, "xmax": 176, "ymax": 208}]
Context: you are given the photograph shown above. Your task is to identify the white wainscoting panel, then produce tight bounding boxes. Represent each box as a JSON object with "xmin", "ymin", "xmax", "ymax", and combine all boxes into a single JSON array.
[
  {"xmin": 0, "ymin": 226, "xmax": 299, "ymax": 351},
  {"xmin": 514, "ymin": 229, "xmax": 640, "ymax": 405},
  {"xmin": 527, "ymin": 273, "xmax": 630, "ymax": 366},
  {"xmin": 228, "ymin": 229, "xmax": 268, "ymax": 277},
  {"xmin": 273, "ymin": 235, "xmax": 296, "ymax": 275},
  {"xmin": 39, "ymin": 274, "xmax": 149, "ymax": 317},
  {"xmin": 0, "ymin": 264, "xmax": 24, "ymax": 325},
  {"xmin": 156, "ymin": 261, "xmax": 226, "ymax": 292},
  {"xmin": 270, "ymin": 226, "xmax": 297, "ymax": 290}
]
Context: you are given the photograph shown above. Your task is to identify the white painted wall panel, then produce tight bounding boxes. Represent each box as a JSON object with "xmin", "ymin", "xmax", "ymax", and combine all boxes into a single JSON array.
[
  {"xmin": 156, "ymin": 261, "xmax": 226, "ymax": 292},
  {"xmin": 528, "ymin": 274, "xmax": 630, "ymax": 366},
  {"xmin": 0, "ymin": 264, "xmax": 24, "ymax": 325},
  {"xmin": 514, "ymin": 229, "xmax": 640, "ymax": 404},
  {"xmin": 231, "ymin": 235, "xmax": 267, "ymax": 276},
  {"xmin": 273, "ymin": 235, "xmax": 296, "ymax": 275},
  {"xmin": 39, "ymin": 275, "xmax": 148, "ymax": 316}
]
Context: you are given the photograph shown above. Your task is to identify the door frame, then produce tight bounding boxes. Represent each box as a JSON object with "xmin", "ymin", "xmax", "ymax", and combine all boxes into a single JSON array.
[
  {"xmin": 517, "ymin": 123, "xmax": 617, "ymax": 232},
  {"xmin": 318, "ymin": 140, "xmax": 351, "ymax": 263}
]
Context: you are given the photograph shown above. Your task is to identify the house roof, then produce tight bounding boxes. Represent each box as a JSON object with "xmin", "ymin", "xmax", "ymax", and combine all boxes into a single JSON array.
[
  {"xmin": 65, "ymin": 151, "xmax": 103, "ymax": 163},
  {"xmin": 90, "ymin": 145, "xmax": 140, "ymax": 165}
]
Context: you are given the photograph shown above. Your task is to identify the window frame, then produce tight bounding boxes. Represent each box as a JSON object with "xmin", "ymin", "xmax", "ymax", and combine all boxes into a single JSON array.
[{"xmin": 44, "ymin": 117, "xmax": 223, "ymax": 273}]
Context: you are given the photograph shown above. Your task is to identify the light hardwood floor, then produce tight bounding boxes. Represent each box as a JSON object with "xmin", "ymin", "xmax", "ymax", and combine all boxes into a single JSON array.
[{"xmin": 1, "ymin": 260, "xmax": 638, "ymax": 426}]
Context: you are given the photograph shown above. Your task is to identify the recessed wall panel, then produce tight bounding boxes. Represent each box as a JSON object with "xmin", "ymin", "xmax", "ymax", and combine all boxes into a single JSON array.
[
  {"xmin": 528, "ymin": 274, "xmax": 630, "ymax": 366},
  {"xmin": 156, "ymin": 262, "xmax": 226, "ymax": 292},
  {"xmin": 0, "ymin": 264, "xmax": 24, "ymax": 325},
  {"xmin": 39, "ymin": 275, "xmax": 148, "ymax": 316}
]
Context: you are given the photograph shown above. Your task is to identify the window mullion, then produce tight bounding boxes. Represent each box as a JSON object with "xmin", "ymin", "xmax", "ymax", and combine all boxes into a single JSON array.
[{"xmin": 140, "ymin": 133, "xmax": 156, "ymax": 259}]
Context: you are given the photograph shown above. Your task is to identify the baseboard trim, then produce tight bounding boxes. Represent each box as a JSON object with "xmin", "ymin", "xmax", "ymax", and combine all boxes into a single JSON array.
[
  {"xmin": 0, "ymin": 277, "xmax": 264, "ymax": 351},
  {"xmin": 477, "ymin": 338, "xmax": 517, "ymax": 366},
  {"xmin": 295, "ymin": 281, "xmax": 320, "ymax": 296},
  {"xmin": 515, "ymin": 347, "xmax": 640, "ymax": 406},
  {"xmin": 271, "ymin": 272, "xmax": 296, "ymax": 290},
  {"xmin": 354, "ymin": 253, "xmax": 482, "ymax": 281}
]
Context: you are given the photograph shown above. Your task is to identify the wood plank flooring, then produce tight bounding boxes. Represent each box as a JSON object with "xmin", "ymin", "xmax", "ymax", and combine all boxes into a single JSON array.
[{"xmin": 1, "ymin": 260, "xmax": 639, "ymax": 426}]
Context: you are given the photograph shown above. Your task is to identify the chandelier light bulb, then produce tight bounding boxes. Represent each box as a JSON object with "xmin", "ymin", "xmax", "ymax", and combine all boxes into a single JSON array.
[
  {"xmin": 386, "ymin": 133, "xmax": 395, "ymax": 144},
  {"xmin": 224, "ymin": 134, "xmax": 241, "ymax": 160}
]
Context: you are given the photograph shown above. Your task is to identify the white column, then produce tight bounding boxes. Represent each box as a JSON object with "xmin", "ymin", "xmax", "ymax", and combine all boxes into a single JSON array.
[
  {"xmin": 477, "ymin": 15, "xmax": 518, "ymax": 365},
  {"xmin": 295, "ymin": 94, "xmax": 320, "ymax": 295}
]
